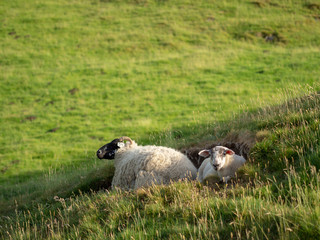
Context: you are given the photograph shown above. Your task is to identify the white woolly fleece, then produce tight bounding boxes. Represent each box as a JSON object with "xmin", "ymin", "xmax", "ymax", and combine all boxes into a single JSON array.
[
  {"xmin": 198, "ymin": 152, "xmax": 246, "ymax": 183},
  {"xmin": 111, "ymin": 143, "xmax": 197, "ymax": 190}
]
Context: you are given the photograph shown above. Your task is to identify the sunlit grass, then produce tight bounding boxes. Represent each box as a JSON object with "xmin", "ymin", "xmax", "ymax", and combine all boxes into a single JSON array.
[
  {"xmin": 1, "ymin": 84, "xmax": 320, "ymax": 239},
  {"xmin": 1, "ymin": 0, "xmax": 320, "ymax": 238}
]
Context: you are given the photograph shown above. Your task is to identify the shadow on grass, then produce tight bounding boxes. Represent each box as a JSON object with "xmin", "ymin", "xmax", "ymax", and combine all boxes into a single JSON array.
[{"xmin": 0, "ymin": 160, "xmax": 115, "ymax": 215}]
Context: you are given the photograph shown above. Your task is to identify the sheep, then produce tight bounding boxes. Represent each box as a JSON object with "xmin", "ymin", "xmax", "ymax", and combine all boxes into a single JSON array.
[
  {"xmin": 96, "ymin": 136, "xmax": 197, "ymax": 190},
  {"xmin": 197, "ymin": 146, "xmax": 246, "ymax": 184}
]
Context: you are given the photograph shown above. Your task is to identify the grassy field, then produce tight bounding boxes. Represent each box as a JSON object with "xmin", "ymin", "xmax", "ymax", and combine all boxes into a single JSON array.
[{"xmin": 1, "ymin": 0, "xmax": 320, "ymax": 238}]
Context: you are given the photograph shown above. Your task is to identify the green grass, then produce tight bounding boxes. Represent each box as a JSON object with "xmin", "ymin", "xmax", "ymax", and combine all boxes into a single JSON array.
[
  {"xmin": 3, "ymin": 84, "xmax": 320, "ymax": 239},
  {"xmin": 1, "ymin": 0, "xmax": 320, "ymax": 238}
]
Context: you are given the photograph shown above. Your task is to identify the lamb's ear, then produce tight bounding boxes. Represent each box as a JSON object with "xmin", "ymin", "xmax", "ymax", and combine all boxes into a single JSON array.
[
  {"xmin": 225, "ymin": 149, "xmax": 235, "ymax": 155},
  {"xmin": 198, "ymin": 150, "xmax": 211, "ymax": 158}
]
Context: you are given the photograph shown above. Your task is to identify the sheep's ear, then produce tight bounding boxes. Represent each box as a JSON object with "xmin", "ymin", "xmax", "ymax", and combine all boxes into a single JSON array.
[
  {"xmin": 198, "ymin": 150, "xmax": 211, "ymax": 158},
  {"xmin": 225, "ymin": 150, "xmax": 235, "ymax": 155}
]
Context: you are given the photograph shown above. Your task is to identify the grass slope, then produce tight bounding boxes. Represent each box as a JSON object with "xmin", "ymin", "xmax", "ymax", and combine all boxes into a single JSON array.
[
  {"xmin": 1, "ymin": 0, "xmax": 320, "ymax": 179},
  {"xmin": 1, "ymin": 0, "xmax": 320, "ymax": 238},
  {"xmin": 1, "ymin": 86, "xmax": 320, "ymax": 239}
]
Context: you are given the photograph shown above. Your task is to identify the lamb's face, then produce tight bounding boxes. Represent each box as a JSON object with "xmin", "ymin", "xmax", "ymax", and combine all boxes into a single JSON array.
[
  {"xmin": 97, "ymin": 138, "xmax": 124, "ymax": 159},
  {"xmin": 199, "ymin": 146, "xmax": 235, "ymax": 170},
  {"xmin": 211, "ymin": 146, "xmax": 234, "ymax": 170}
]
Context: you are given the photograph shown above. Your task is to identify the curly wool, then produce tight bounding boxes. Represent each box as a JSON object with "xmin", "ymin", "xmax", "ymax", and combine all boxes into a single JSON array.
[{"xmin": 112, "ymin": 142, "xmax": 197, "ymax": 190}]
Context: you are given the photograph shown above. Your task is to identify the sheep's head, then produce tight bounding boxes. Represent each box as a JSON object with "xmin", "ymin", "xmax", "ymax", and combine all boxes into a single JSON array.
[
  {"xmin": 97, "ymin": 136, "xmax": 133, "ymax": 159},
  {"xmin": 198, "ymin": 146, "xmax": 234, "ymax": 170}
]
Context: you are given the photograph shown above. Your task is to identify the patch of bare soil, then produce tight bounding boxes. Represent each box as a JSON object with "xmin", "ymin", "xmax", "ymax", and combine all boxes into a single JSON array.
[
  {"xmin": 22, "ymin": 115, "xmax": 37, "ymax": 122},
  {"xmin": 180, "ymin": 130, "xmax": 256, "ymax": 169},
  {"xmin": 313, "ymin": 15, "xmax": 320, "ymax": 20},
  {"xmin": 1, "ymin": 160, "xmax": 20, "ymax": 174},
  {"xmin": 69, "ymin": 88, "xmax": 79, "ymax": 95},
  {"xmin": 46, "ymin": 101, "xmax": 54, "ymax": 106},
  {"xmin": 47, "ymin": 127, "xmax": 59, "ymax": 133},
  {"xmin": 306, "ymin": 3, "xmax": 320, "ymax": 10},
  {"xmin": 250, "ymin": 0, "xmax": 267, "ymax": 8},
  {"xmin": 257, "ymin": 30, "xmax": 286, "ymax": 44}
]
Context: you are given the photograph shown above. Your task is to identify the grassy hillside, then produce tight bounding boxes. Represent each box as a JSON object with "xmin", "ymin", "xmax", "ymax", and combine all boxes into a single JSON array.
[
  {"xmin": 1, "ymin": 86, "xmax": 320, "ymax": 239},
  {"xmin": 1, "ymin": 0, "xmax": 320, "ymax": 238},
  {"xmin": 1, "ymin": 0, "xmax": 320, "ymax": 179}
]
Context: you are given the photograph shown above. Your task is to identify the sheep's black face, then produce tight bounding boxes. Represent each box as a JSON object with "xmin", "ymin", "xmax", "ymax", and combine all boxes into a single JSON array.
[{"xmin": 97, "ymin": 139, "xmax": 121, "ymax": 159}]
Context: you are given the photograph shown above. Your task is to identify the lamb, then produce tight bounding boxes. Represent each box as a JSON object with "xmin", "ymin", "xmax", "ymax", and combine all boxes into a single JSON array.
[
  {"xmin": 96, "ymin": 136, "xmax": 197, "ymax": 190},
  {"xmin": 197, "ymin": 146, "xmax": 246, "ymax": 184}
]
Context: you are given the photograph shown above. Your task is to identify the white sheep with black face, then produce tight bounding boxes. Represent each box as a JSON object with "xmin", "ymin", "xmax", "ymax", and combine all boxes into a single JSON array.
[
  {"xmin": 97, "ymin": 136, "xmax": 197, "ymax": 190},
  {"xmin": 197, "ymin": 146, "xmax": 246, "ymax": 184}
]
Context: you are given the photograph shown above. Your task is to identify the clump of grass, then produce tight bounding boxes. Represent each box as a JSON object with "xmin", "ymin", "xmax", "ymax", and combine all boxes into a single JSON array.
[
  {"xmin": 0, "ymin": 161, "xmax": 114, "ymax": 216},
  {"xmin": 305, "ymin": 2, "xmax": 320, "ymax": 10},
  {"xmin": 233, "ymin": 25, "xmax": 287, "ymax": 44},
  {"xmin": 250, "ymin": 89, "xmax": 320, "ymax": 173},
  {"xmin": 250, "ymin": 1, "xmax": 268, "ymax": 8},
  {"xmin": 2, "ymin": 167, "xmax": 320, "ymax": 239}
]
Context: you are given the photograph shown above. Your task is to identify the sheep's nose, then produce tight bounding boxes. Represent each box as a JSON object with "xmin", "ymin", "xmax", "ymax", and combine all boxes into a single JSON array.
[{"xmin": 97, "ymin": 150, "xmax": 103, "ymax": 158}]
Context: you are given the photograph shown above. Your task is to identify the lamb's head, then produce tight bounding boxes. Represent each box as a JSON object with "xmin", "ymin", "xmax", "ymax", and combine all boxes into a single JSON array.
[
  {"xmin": 198, "ymin": 146, "xmax": 235, "ymax": 170},
  {"xmin": 97, "ymin": 136, "xmax": 133, "ymax": 159}
]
